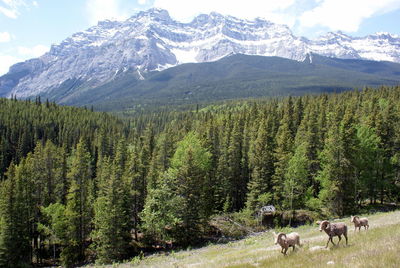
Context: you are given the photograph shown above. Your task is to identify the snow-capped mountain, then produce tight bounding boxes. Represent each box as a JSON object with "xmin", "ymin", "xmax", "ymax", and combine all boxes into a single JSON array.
[
  {"xmin": 310, "ymin": 31, "xmax": 400, "ymax": 62},
  {"xmin": 1, "ymin": 8, "xmax": 399, "ymax": 99}
]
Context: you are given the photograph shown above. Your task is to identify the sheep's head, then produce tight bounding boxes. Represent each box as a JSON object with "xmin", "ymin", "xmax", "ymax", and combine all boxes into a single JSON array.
[
  {"xmin": 274, "ymin": 233, "xmax": 286, "ymax": 244},
  {"xmin": 351, "ymin": 215, "xmax": 358, "ymax": 223},
  {"xmin": 319, "ymin": 220, "xmax": 330, "ymax": 232}
]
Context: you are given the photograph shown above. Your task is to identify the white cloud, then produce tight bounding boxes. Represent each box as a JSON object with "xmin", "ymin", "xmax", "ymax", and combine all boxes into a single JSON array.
[
  {"xmin": 0, "ymin": 5, "xmax": 18, "ymax": 18},
  {"xmin": 86, "ymin": 0, "xmax": 129, "ymax": 24},
  {"xmin": 0, "ymin": 0, "xmax": 30, "ymax": 18},
  {"xmin": 149, "ymin": 0, "xmax": 400, "ymax": 36},
  {"xmin": 299, "ymin": 0, "xmax": 400, "ymax": 32},
  {"xmin": 0, "ymin": 54, "xmax": 20, "ymax": 75},
  {"xmin": 17, "ymin": 44, "xmax": 48, "ymax": 57},
  {"xmin": 138, "ymin": 0, "xmax": 148, "ymax": 5},
  {"xmin": 0, "ymin": 31, "xmax": 11, "ymax": 42},
  {"xmin": 153, "ymin": 0, "xmax": 296, "ymax": 24},
  {"xmin": 0, "ymin": 44, "xmax": 48, "ymax": 76}
]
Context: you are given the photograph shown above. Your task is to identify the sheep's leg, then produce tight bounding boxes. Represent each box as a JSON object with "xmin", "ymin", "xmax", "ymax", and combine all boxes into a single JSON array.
[
  {"xmin": 327, "ymin": 236, "xmax": 335, "ymax": 247},
  {"xmin": 344, "ymin": 234, "xmax": 348, "ymax": 245},
  {"xmin": 325, "ymin": 238, "xmax": 330, "ymax": 248},
  {"xmin": 284, "ymin": 247, "xmax": 288, "ymax": 255},
  {"xmin": 292, "ymin": 245, "xmax": 296, "ymax": 251},
  {"xmin": 337, "ymin": 235, "xmax": 342, "ymax": 245}
]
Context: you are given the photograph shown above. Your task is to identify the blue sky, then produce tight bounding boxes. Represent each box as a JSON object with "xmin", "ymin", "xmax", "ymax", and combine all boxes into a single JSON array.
[{"xmin": 1, "ymin": 0, "xmax": 400, "ymax": 75}]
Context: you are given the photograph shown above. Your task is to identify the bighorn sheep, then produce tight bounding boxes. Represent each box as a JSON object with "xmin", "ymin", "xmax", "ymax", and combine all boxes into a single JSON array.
[
  {"xmin": 273, "ymin": 231, "xmax": 301, "ymax": 255},
  {"xmin": 350, "ymin": 215, "xmax": 369, "ymax": 231},
  {"xmin": 319, "ymin": 220, "xmax": 348, "ymax": 248}
]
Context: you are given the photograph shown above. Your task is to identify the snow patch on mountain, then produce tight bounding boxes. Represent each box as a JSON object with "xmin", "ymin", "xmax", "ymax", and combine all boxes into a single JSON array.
[{"xmin": 171, "ymin": 48, "xmax": 198, "ymax": 64}]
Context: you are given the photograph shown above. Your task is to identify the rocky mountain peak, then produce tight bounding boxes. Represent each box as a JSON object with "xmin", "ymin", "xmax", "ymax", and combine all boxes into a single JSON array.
[{"xmin": 1, "ymin": 8, "xmax": 400, "ymax": 100}]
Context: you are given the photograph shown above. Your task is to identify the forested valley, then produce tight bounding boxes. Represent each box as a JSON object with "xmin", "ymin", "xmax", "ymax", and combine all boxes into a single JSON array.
[{"xmin": 1, "ymin": 86, "xmax": 400, "ymax": 267}]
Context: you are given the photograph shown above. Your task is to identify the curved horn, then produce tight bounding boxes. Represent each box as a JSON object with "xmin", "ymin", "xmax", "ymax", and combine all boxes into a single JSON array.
[
  {"xmin": 278, "ymin": 233, "xmax": 287, "ymax": 240},
  {"xmin": 274, "ymin": 232, "xmax": 286, "ymax": 244},
  {"xmin": 319, "ymin": 220, "xmax": 329, "ymax": 231}
]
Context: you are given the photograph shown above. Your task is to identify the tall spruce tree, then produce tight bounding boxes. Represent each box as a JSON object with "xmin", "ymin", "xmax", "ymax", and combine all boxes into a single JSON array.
[
  {"xmin": 0, "ymin": 160, "xmax": 34, "ymax": 267},
  {"xmin": 272, "ymin": 97, "xmax": 294, "ymax": 205},
  {"xmin": 339, "ymin": 105, "xmax": 358, "ymax": 214},
  {"xmin": 284, "ymin": 142, "xmax": 309, "ymax": 210},
  {"xmin": 215, "ymin": 117, "xmax": 233, "ymax": 211},
  {"xmin": 353, "ymin": 125, "xmax": 382, "ymax": 206},
  {"xmin": 141, "ymin": 132, "xmax": 211, "ymax": 245},
  {"xmin": 63, "ymin": 139, "xmax": 93, "ymax": 266},
  {"xmin": 92, "ymin": 143, "xmax": 132, "ymax": 263},
  {"xmin": 316, "ymin": 107, "xmax": 356, "ymax": 216},
  {"xmin": 226, "ymin": 118, "xmax": 245, "ymax": 211},
  {"xmin": 246, "ymin": 118, "xmax": 274, "ymax": 212}
]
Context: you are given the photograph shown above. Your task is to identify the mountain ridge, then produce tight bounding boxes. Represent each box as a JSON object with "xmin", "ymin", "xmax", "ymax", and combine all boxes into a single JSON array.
[
  {"xmin": 46, "ymin": 53, "xmax": 400, "ymax": 111},
  {"xmin": 1, "ymin": 8, "xmax": 400, "ymax": 101}
]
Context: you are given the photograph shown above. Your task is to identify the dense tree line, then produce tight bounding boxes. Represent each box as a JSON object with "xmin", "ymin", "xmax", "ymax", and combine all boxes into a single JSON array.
[
  {"xmin": 1, "ymin": 86, "xmax": 400, "ymax": 266},
  {"xmin": 0, "ymin": 97, "xmax": 130, "ymax": 177}
]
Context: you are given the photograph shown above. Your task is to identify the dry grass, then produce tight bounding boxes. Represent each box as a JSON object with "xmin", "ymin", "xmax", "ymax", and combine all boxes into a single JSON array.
[{"xmin": 89, "ymin": 210, "xmax": 400, "ymax": 268}]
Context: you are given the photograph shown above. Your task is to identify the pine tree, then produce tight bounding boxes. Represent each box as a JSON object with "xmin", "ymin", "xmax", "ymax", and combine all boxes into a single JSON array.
[
  {"xmin": 353, "ymin": 125, "xmax": 382, "ymax": 206},
  {"xmin": 198, "ymin": 119, "xmax": 220, "ymax": 214},
  {"xmin": 0, "ymin": 166, "xmax": 18, "ymax": 267},
  {"xmin": 272, "ymin": 97, "xmax": 294, "ymax": 205},
  {"xmin": 246, "ymin": 118, "xmax": 274, "ymax": 212},
  {"xmin": 92, "ymin": 147, "xmax": 132, "ymax": 263},
  {"xmin": 340, "ymin": 105, "xmax": 358, "ymax": 214},
  {"xmin": 228, "ymin": 118, "xmax": 246, "ymax": 211},
  {"xmin": 375, "ymin": 98, "xmax": 396, "ymax": 203},
  {"xmin": 63, "ymin": 139, "xmax": 93, "ymax": 266},
  {"xmin": 31, "ymin": 141, "xmax": 67, "ymax": 206},
  {"xmin": 215, "ymin": 117, "xmax": 233, "ymax": 211},
  {"xmin": 141, "ymin": 132, "xmax": 211, "ymax": 246},
  {"xmin": 140, "ymin": 176, "xmax": 182, "ymax": 243},
  {"xmin": 284, "ymin": 142, "xmax": 309, "ymax": 210},
  {"xmin": 39, "ymin": 203, "xmax": 69, "ymax": 265},
  {"xmin": 147, "ymin": 132, "xmax": 174, "ymax": 190},
  {"xmin": 0, "ymin": 160, "xmax": 34, "ymax": 267},
  {"xmin": 316, "ymin": 107, "xmax": 356, "ymax": 216}
]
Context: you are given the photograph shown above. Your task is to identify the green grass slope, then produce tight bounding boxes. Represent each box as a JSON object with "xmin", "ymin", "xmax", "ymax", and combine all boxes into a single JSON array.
[{"xmin": 91, "ymin": 210, "xmax": 400, "ymax": 268}]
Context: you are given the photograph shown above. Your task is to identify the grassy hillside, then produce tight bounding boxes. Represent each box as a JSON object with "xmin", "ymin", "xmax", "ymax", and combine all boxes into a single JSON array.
[{"xmin": 92, "ymin": 210, "xmax": 400, "ymax": 268}]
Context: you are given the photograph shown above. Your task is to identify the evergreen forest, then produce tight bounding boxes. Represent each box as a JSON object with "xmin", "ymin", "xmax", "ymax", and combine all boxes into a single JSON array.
[{"xmin": 1, "ymin": 86, "xmax": 400, "ymax": 267}]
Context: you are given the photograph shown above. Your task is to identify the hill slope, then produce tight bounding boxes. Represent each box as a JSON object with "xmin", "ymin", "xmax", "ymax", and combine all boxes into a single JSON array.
[
  {"xmin": 50, "ymin": 53, "xmax": 400, "ymax": 111},
  {"xmin": 99, "ymin": 210, "xmax": 400, "ymax": 268}
]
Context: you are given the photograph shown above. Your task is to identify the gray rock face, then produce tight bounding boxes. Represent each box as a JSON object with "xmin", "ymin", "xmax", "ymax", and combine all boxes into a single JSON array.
[{"xmin": 1, "ymin": 8, "xmax": 400, "ymax": 99}]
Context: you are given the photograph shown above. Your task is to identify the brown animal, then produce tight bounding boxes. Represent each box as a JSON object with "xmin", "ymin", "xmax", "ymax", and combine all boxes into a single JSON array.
[
  {"xmin": 319, "ymin": 220, "xmax": 348, "ymax": 248},
  {"xmin": 351, "ymin": 215, "xmax": 369, "ymax": 231},
  {"xmin": 273, "ymin": 231, "xmax": 301, "ymax": 255}
]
